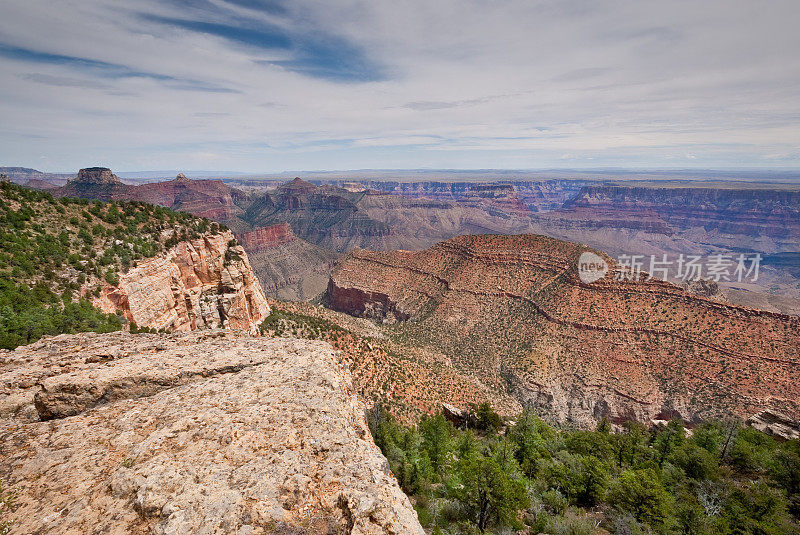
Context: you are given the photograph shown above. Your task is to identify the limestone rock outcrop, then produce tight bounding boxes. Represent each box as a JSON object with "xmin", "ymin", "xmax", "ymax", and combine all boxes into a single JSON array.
[
  {"xmin": 0, "ymin": 331, "xmax": 424, "ymax": 534},
  {"xmin": 93, "ymin": 230, "xmax": 270, "ymax": 335},
  {"xmin": 747, "ymin": 409, "xmax": 800, "ymax": 440},
  {"xmin": 684, "ymin": 278, "xmax": 729, "ymax": 302}
]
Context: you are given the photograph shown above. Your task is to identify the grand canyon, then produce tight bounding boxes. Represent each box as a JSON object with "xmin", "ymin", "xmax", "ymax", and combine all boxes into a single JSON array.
[
  {"xmin": 14, "ymin": 167, "xmax": 799, "ymax": 315},
  {"xmin": 3, "ymin": 166, "xmax": 796, "ymax": 533},
  {"xmin": 2, "ymin": 1, "xmax": 800, "ymax": 533},
  {"xmin": 3, "ymin": 181, "xmax": 800, "ymax": 532}
]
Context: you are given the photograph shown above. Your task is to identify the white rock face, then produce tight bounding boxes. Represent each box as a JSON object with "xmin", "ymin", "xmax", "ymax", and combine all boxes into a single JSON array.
[
  {"xmin": 747, "ymin": 409, "xmax": 800, "ymax": 440},
  {"xmin": 0, "ymin": 331, "xmax": 423, "ymax": 535},
  {"xmin": 94, "ymin": 231, "xmax": 270, "ymax": 335}
]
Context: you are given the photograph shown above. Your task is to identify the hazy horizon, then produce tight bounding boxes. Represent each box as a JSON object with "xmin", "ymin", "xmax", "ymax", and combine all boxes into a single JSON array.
[
  {"xmin": 1, "ymin": 1, "xmax": 799, "ymax": 172},
  {"xmin": 10, "ymin": 166, "xmax": 800, "ymax": 184}
]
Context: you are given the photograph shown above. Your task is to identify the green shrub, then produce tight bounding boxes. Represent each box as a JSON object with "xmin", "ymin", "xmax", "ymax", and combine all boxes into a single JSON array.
[
  {"xmin": 543, "ymin": 510, "xmax": 595, "ymax": 535},
  {"xmin": 105, "ymin": 269, "xmax": 119, "ymax": 286}
]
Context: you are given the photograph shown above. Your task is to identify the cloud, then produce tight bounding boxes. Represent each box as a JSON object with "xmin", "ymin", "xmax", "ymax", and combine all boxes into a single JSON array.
[
  {"xmin": 142, "ymin": 5, "xmax": 386, "ymax": 82},
  {"xmin": 401, "ymin": 97, "xmax": 499, "ymax": 111},
  {"xmin": 142, "ymin": 16, "xmax": 292, "ymax": 50},
  {"xmin": 0, "ymin": 43, "xmax": 238, "ymax": 93},
  {"xmin": 0, "ymin": 0, "xmax": 798, "ymax": 172},
  {"xmin": 552, "ymin": 67, "xmax": 611, "ymax": 82},
  {"xmin": 20, "ymin": 73, "xmax": 110, "ymax": 89},
  {"xmin": 218, "ymin": 0, "xmax": 288, "ymax": 16}
]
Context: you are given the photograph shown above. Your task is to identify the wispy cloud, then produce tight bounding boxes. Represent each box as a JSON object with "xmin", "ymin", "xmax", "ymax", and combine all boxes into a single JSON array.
[
  {"xmin": 142, "ymin": 3, "xmax": 386, "ymax": 82},
  {"xmin": 142, "ymin": 16, "xmax": 292, "ymax": 50},
  {"xmin": 0, "ymin": 43, "xmax": 238, "ymax": 93},
  {"xmin": 401, "ymin": 97, "xmax": 498, "ymax": 111},
  {"xmin": 0, "ymin": 0, "xmax": 798, "ymax": 172},
  {"xmin": 20, "ymin": 73, "xmax": 111, "ymax": 89}
]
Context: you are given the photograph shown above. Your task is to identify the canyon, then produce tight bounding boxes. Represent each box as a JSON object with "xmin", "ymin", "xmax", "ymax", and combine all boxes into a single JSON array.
[
  {"xmin": 45, "ymin": 168, "xmax": 800, "ymax": 311},
  {"xmin": 327, "ymin": 233, "xmax": 800, "ymax": 428},
  {"xmin": 48, "ymin": 170, "xmax": 541, "ymax": 300},
  {"xmin": 237, "ymin": 223, "xmax": 339, "ymax": 301},
  {"xmin": 528, "ymin": 184, "xmax": 800, "ymax": 314},
  {"xmin": 3, "ymin": 172, "xmax": 799, "ymax": 532},
  {"xmin": 533, "ymin": 184, "xmax": 800, "ymax": 254}
]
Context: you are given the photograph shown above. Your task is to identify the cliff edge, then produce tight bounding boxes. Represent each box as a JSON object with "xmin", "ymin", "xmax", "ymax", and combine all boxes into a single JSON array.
[{"xmin": 0, "ymin": 330, "xmax": 423, "ymax": 534}]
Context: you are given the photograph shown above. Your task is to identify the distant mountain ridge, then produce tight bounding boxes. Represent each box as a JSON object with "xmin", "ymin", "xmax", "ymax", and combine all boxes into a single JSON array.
[
  {"xmin": 31, "ymin": 166, "xmax": 800, "ymax": 310},
  {"xmin": 0, "ymin": 166, "xmax": 71, "ymax": 187}
]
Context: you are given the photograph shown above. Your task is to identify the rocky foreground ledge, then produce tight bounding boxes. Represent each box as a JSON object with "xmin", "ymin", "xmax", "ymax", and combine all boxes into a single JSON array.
[{"xmin": 0, "ymin": 331, "xmax": 423, "ymax": 534}]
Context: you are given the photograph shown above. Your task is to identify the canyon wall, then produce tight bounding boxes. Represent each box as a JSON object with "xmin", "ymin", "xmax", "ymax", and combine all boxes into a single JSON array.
[
  {"xmin": 327, "ymin": 234, "xmax": 800, "ymax": 427},
  {"xmin": 94, "ymin": 230, "xmax": 270, "ymax": 335},
  {"xmin": 236, "ymin": 223, "xmax": 339, "ymax": 300},
  {"xmin": 341, "ymin": 179, "xmax": 587, "ymax": 212},
  {"xmin": 550, "ymin": 185, "xmax": 800, "ymax": 251}
]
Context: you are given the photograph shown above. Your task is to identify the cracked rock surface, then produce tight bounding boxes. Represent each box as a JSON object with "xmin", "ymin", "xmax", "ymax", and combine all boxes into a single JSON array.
[{"xmin": 0, "ymin": 331, "xmax": 423, "ymax": 535}]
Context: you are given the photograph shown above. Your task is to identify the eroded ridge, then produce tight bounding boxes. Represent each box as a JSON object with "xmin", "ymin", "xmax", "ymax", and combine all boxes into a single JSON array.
[{"xmin": 328, "ymin": 234, "xmax": 800, "ymax": 427}]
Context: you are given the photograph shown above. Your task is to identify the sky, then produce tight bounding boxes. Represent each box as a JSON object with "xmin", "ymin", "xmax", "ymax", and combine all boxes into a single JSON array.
[{"xmin": 0, "ymin": 0, "xmax": 799, "ymax": 173}]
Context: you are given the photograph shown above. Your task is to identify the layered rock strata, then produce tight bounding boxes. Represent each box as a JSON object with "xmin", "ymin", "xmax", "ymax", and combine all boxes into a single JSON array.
[
  {"xmin": 0, "ymin": 331, "xmax": 424, "ymax": 534},
  {"xmin": 93, "ymin": 231, "xmax": 270, "ymax": 335},
  {"xmin": 237, "ymin": 224, "xmax": 339, "ymax": 300},
  {"xmin": 328, "ymin": 234, "xmax": 800, "ymax": 427}
]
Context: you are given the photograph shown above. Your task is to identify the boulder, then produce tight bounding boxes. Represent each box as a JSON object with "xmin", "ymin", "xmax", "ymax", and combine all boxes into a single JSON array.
[
  {"xmin": 442, "ymin": 403, "xmax": 467, "ymax": 427},
  {"xmin": 747, "ymin": 409, "xmax": 800, "ymax": 440}
]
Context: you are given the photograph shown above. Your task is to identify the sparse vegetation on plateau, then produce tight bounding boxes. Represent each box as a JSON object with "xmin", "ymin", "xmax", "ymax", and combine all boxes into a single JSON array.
[
  {"xmin": 260, "ymin": 308, "xmax": 349, "ymax": 339},
  {"xmin": 0, "ymin": 479, "xmax": 17, "ymax": 535}
]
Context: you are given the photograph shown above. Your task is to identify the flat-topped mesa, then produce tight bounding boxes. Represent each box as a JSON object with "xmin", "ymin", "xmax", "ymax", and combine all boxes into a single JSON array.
[
  {"xmin": 93, "ymin": 230, "xmax": 270, "ymax": 335},
  {"xmin": 0, "ymin": 331, "xmax": 424, "ymax": 534},
  {"xmin": 75, "ymin": 166, "xmax": 123, "ymax": 185},
  {"xmin": 58, "ymin": 166, "xmax": 132, "ymax": 200},
  {"xmin": 327, "ymin": 233, "xmax": 800, "ymax": 427}
]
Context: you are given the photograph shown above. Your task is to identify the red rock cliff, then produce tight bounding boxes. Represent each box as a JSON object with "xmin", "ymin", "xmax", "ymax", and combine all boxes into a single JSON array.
[
  {"xmin": 94, "ymin": 231, "xmax": 270, "ymax": 334},
  {"xmin": 236, "ymin": 223, "xmax": 297, "ymax": 252}
]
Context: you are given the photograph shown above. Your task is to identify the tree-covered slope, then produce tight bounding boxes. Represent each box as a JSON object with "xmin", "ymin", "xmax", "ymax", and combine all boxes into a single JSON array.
[
  {"xmin": 371, "ymin": 405, "xmax": 800, "ymax": 535},
  {"xmin": 0, "ymin": 180, "xmax": 226, "ymax": 348}
]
